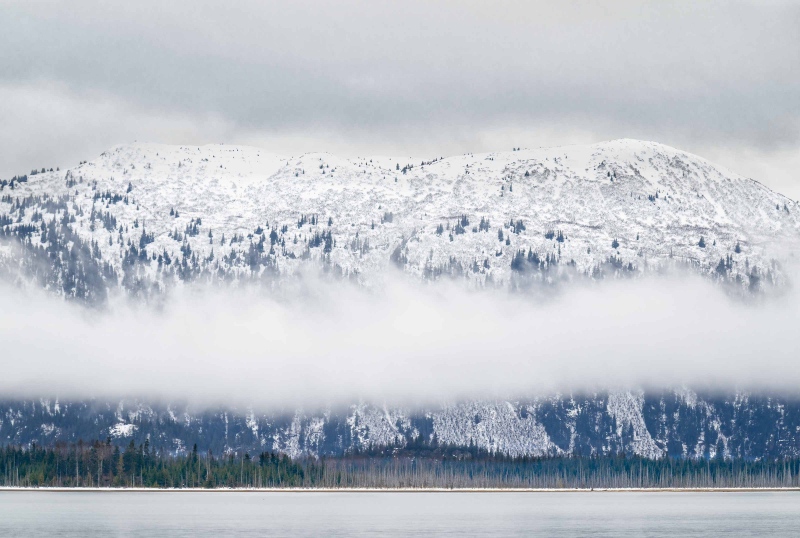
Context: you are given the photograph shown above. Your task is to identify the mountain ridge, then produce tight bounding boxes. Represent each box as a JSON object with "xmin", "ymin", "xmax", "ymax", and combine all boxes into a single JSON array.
[{"xmin": 1, "ymin": 138, "xmax": 799, "ymax": 303}]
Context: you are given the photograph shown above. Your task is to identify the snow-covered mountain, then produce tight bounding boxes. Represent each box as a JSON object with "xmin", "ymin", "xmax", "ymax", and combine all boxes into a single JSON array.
[
  {"xmin": 1, "ymin": 139, "xmax": 798, "ymax": 302},
  {"xmin": 4, "ymin": 390, "xmax": 800, "ymax": 460},
  {"xmin": 3, "ymin": 141, "xmax": 797, "ymax": 460}
]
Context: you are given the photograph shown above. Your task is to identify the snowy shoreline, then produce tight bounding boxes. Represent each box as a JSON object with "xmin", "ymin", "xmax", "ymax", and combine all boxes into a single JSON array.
[{"xmin": 1, "ymin": 486, "xmax": 798, "ymax": 493}]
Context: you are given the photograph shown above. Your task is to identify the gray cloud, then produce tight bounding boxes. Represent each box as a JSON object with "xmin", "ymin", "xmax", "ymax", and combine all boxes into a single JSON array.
[{"xmin": 0, "ymin": 1, "xmax": 798, "ymax": 196}]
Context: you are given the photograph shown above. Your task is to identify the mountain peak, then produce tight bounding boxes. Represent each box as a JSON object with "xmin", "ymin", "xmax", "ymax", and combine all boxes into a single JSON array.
[{"xmin": 1, "ymin": 140, "xmax": 798, "ymax": 303}]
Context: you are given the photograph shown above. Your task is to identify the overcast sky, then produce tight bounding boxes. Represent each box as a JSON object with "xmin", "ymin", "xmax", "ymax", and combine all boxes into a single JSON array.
[{"xmin": 1, "ymin": 1, "xmax": 798, "ymax": 197}]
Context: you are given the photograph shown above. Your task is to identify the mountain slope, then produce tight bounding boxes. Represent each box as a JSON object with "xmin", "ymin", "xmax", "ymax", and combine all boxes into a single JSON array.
[
  {"xmin": 1, "ymin": 139, "xmax": 799, "ymax": 302},
  {"xmin": 3, "ymin": 390, "xmax": 800, "ymax": 460}
]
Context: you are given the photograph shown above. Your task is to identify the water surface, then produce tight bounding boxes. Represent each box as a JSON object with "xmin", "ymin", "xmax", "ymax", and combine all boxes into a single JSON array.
[{"xmin": 0, "ymin": 491, "xmax": 796, "ymax": 537}]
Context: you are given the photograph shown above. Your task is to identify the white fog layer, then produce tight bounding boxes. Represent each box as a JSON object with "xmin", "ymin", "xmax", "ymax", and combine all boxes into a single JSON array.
[{"xmin": 2, "ymin": 273, "xmax": 798, "ymax": 407}]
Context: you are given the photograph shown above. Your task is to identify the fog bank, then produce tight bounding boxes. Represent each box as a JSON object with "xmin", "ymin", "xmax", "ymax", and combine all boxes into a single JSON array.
[{"xmin": 2, "ymin": 274, "xmax": 798, "ymax": 408}]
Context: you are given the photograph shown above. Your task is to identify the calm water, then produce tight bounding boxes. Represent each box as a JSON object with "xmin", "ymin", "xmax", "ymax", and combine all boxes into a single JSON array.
[{"xmin": 0, "ymin": 491, "xmax": 797, "ymax": 537}]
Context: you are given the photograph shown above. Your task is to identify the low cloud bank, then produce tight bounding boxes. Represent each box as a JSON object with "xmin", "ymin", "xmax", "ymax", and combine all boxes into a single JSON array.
[{"xmin": 2, "ymin": 274, "xmax": 799, "ymax": 408}]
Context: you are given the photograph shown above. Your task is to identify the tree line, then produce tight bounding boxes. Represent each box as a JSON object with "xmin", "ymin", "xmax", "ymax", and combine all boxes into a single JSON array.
[
  {"xmin": 2, "ymin": 440, "xmax": 800, "ymax": 489},
  {"xmin": 0, "ymin": 440, "xmax": 321, "ymax": 489}
]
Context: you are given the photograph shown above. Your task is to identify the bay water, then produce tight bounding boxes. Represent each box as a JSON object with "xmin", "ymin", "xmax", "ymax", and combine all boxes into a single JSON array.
[{"xmin": 0, "ymin": 491, "xmax": 797, "ymax": 537}]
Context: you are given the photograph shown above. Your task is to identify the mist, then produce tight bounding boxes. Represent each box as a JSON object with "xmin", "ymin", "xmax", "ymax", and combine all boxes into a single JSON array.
[{"xmin": 2, "ymin": 273, "xmax": 799, "ymax": 409}]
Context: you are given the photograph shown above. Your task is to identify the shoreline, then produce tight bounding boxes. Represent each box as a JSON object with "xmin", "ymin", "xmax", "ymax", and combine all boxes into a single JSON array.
[{"xmin": 1, "ymin": 486, "xmax": 799, "ymax": 493}]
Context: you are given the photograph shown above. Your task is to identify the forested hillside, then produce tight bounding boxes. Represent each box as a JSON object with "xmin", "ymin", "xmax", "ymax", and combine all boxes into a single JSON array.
[{"xmin": 3, "ymin": 390, "xmax": 799, "ymax": 462}]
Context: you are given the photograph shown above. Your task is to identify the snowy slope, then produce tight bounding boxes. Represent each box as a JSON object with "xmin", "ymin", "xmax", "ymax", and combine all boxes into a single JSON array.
[
  {"xmin": 1, "ymin": 139, "xmax": 799, "ymax": 301},
  {"xmin": 4, "ymin": 390, "xmax": 800, "ymax": 460}
]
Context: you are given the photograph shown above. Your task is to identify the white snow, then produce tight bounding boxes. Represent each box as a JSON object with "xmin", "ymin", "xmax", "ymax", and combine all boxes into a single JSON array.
[
  {"xmin": 108, "ymin": 422, "xmax": 137, "ymax": 438},
  {"xmin": 3, "ymin": 139, "xmax": 798, "ymax": 294}
]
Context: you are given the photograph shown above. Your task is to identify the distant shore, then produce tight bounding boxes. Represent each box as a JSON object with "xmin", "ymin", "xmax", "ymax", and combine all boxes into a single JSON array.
[{"xmin": 2, "ymin": 486, "xmax": 799, "ymax": 493}]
